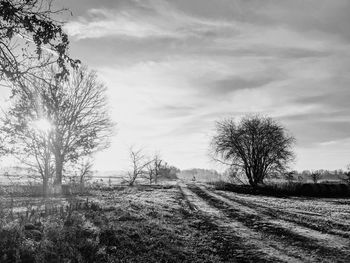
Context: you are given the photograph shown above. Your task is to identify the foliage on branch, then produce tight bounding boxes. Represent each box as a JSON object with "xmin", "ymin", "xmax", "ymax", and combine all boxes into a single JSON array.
[{"xmin": 0, "ymin": 0, "xmax": 79, "ymax": 82}]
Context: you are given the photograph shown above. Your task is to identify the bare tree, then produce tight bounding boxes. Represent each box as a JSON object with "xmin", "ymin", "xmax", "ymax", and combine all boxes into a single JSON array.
[
  {"xmin": 0, "ymin": 0, "xmax": 79, "ymax": 83},
  {"xmin": 3, "ymin": 65, "xmax": 115, "ymax": 193},
  {"xmin": 342, "ymin": 165, "xmax": 350, "ymax": 184},
  {"xmin": 77, "ymin": 159, "xmax": 93, "ymax": 191},
  {"xmin": 152, "ymin": 155, "xmax": 163, "ymax": 184},
  {"xmin": 145, "ymin": 162, "xmax": 155, "ymax": 184},
  {"xmin": 285, "ymin": 171, "xmax": 296, "ymax": 183},
  {"xmin": 211, "ymin": 115, "xmax": 295, "ymax": 187},
  {"xmin": 65, "ymin": 157, "xmax": 93, "ymax": 192},
  {"xmin": 145, "ymin": 154, "xmax": 162, "ymax": 184},
  {"xmin": 1, "ymin": 92, "xmax": 55, "ymax": 196},
  {"xmin": 127, "ymin": 147, "xmax": 151, "ymax": 186},
  {"xmin": 48, "ymin": 66, "xmax": 114, "ymax": 193},
  {"xmin": 310, "ymin": 171, "xmax": 322, "ymax": 184}
]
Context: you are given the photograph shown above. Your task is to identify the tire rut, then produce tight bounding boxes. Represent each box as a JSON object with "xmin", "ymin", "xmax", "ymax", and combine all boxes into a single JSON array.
[
  {"xmin": 188, "ymin": 184, "xmax": 350, "ymax": 263},
  {"xmin": 215, "ymin": 190, "xmax": 350, "ymax": 239},
  {"xmin": 179, "ymin": 185, "xmax": 304, "ymax": 263}
]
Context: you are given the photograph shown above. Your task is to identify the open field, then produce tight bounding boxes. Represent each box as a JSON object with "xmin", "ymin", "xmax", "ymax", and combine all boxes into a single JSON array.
[{"xmin": 1, "ymin": 183, "xmax": 350, "ymax": 262}]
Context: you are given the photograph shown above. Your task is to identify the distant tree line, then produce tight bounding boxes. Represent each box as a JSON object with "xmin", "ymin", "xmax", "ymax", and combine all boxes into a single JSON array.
[{"xmin": 282, "ymin": 169, "xmax": 350, "ymax": 184}]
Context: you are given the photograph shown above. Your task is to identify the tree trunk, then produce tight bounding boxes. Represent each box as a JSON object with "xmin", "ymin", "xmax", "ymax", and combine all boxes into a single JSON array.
[
  {"xmin": 246, "ymin": 171, "xmax": 254, "ymax": 187},
  {"xmin": 43, "ymin": 152, "xmax": 51, "ymax": 197},
  {"xmin": 80, "ymin": 176, "xmax": 85, "ymax": 193},
  {"xmin": 43, "ymin": 178, "xmax": 49, "ymax": 197},
  {"xmin": 129, "ymin": 173, "xmax": 136, "ymax": 186},
  {"xmin": 250, "ymin": 180, "xmax": 258, "ymax": 188},
  {"xmin": 250, "ymin": 173, "xmax": 264, "ymax": 188},
  {"xmin": 54, "ymin": 154, "xmax": 64, "ymax": 194}
]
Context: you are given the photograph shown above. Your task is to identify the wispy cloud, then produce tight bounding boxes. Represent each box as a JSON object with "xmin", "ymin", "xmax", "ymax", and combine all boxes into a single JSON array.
[
  {"xmin": 64, "ymin": 0, "xmax": 237, "ymax": 40},
  {"xmin": 62, "ymin": 0, "xmax": 350, "ymax": 171}
]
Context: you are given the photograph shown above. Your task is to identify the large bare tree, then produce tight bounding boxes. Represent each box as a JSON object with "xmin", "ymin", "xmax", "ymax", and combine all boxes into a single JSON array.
[
  {"xmin": 42, "ymin": 66, "xmax": 114, "ymax": 192},
  {"xmin": 3, "ymin": 65, "xmax": 114, "ymax": 193},
  {"xmin": 211, "ymin": 115, "xmax": 295, "ymax": 187}
]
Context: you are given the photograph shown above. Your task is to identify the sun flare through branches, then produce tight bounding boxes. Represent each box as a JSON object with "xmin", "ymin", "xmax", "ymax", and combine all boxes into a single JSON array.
[{"xmin": 30, "ymin": 118, "xmax": 54, "ymax": 134}]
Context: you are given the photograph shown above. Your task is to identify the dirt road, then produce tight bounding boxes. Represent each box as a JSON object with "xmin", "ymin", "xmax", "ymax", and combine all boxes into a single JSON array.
[{"xmin": 179, "ymin": 183, "xmax": 350, "ymax": 263}]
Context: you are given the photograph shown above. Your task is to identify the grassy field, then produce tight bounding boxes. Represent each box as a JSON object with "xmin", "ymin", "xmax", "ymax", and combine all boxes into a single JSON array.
[{"xmin": 1, "ymin": 183, "xmax": 350, "ymax": 262}]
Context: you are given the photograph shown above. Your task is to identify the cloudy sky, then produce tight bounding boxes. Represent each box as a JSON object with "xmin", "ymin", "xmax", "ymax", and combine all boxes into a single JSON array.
[{"xmin": 54, "ymin": 0, "xmax": 350, "ymax": 172}]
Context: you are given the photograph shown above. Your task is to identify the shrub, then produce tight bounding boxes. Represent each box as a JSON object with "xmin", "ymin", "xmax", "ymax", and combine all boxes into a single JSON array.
[
  {"xmin": 0, "ymin": 210, "xmax": 105, "ymax": 263},
  {"xmin": 213, "ymin": 181, "xmax": 350, "ymax": 197},
  {"xmin": 0, "ymin": 224, "xmax": 24, "ymax": 262}
]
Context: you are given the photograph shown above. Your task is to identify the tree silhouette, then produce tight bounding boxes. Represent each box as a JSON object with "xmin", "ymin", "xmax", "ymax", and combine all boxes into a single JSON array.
[
  {"xmin": 311, "ymin": 171, "xmax": 322, "ymax": 184},
  {"xmin": 212, "ymin": 115, "xmax": 295, "ymax": 187},
  {"xmin": 127, "ymin": 147, "xmax": 151, "ymax": 186},
  {"xmin": 3, "ymin": 65, "xmax": 114, "ymax": 193},
  {"xmin": 145, "ymin": 154, "xmax": 162, "ymax": 184}
]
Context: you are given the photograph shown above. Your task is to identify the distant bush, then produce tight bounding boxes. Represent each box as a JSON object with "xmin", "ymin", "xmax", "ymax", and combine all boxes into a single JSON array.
[
  {"xmin": 209, "ymin": 180, "xmax": 233, "ymax": 190},
  {"xmin": 212, "ymin": 181, "xmax": 350, "ymax": 198},
  {"xmin": 342, "ymin": 171, "xmax": 350, "ymax": 184}
]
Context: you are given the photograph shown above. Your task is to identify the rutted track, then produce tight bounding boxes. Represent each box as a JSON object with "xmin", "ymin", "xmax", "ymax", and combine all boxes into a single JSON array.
[
  {"xmin": 179, "ymin": 184, "xmax": 305, "ymax": 263},
  {"xmin": 215, "ymin": 190, "xmax": 350, "ymax": 238},
  {"xmin": 186, "ymin": 184, "xmax": 350, "ymax": 263}
]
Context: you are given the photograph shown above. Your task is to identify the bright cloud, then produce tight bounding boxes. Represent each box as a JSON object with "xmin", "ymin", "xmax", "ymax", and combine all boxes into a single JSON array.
[
  {"xmin": 57, "ymin": 0, "xmax": 350, "ymax": 171},
  {"xmin": 64, "ymin": 1, "xmax": 237, "ymax": 40}
]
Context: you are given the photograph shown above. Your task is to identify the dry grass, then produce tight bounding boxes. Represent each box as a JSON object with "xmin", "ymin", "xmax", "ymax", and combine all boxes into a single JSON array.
[{"xmin": 1, "ymin": 183, "xmax": 350, "ymax": 262}]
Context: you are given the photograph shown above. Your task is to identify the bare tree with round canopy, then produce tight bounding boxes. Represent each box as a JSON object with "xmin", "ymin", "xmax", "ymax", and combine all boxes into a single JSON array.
[
  {"xmin": 211, "ymin": 115, "xmax": 295, "ymax": 187},
  {"xmin": 2, "ymin": 65, "xmax": 115, "ymax": 194}
]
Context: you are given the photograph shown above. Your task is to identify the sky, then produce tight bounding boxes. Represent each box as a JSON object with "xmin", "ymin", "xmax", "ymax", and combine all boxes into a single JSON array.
[{"xmin": 7, "ymin": 0, "xmax": 350, "ymax": 172}]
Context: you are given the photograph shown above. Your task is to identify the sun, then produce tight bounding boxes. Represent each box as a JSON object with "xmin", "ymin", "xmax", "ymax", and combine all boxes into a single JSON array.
[{"xmin": 31, "ymin": 118, "xmax": 53, "ymax": 133}]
